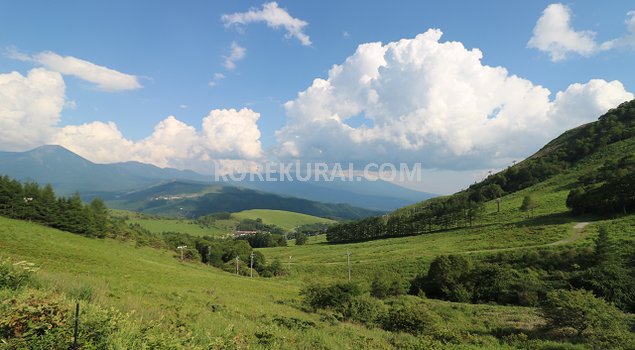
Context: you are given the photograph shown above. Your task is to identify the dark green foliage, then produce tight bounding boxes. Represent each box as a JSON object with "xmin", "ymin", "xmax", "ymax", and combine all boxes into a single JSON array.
[
  {"xmin": 294, "ymin": 232, "xmax": 308, "ymax": 245},
  {"xmin": 272, "ymin": 316, "xmax": 315, "ymax": 331},
  {"xmin": 574, "ymin": 228, "xmax": 635, "ymax": 311},
  {"xmin": 236, "ymin": 218, "xmax": 285, "ymax": 235},
  {"xmin": 300, "ymin": 282, "xmax": 362, "ymax": 311},
  {"xmin": 0, "ymin": 176, "xmax": 113, "ymax": 238},
  {"xmin": 418, "ymin": 255, "xmax": 472, "ymax": 302},
  {"xmin": 541, "ymin": 289, "xmax": 634, "ymax": 348},
  {"xmin": 370, "ymin": 271, "xmax": 407, "ymax": 299},
  {"xmin": 381, "ymin": 299, "xmax": 440, "ymax": 335},
  {"xmin": 567, "ymin": 155, "xmax": 635, "ymax": 215},
  {"xmin": 195, "ymin": 212, "xmax": 232, "ymax": 227},
  {"xmin": 327, "ymin": 196, "xmax": 485, "ymax": 243},
  {"xmin": 344, "ymin": 295, "xmax": 387, "ymax": 326}
]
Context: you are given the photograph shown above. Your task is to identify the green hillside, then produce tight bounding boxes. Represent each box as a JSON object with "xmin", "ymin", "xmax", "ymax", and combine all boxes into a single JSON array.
[
  {"xmin": 107, "ymin": 181, "xmax": 381, "ymax": 220},
  {"xmin": 233, "ymin": 209, "xmax": 335, "ymax": 231},
  {"xmin": 113, "ymin": 209, "xmax": 334, "ymax": 237},
  {"xmin": 1, "ymin": 216, "xmax": 555, "ymax": 349}
]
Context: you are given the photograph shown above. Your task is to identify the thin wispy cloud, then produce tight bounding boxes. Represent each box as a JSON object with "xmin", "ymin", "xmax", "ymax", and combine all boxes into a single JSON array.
[
  {"xmin": 209, "ymin": 72, "xmax": 226, "ymax": 87},
  {"xmin": 223, "ymin": 42, "xmax": 246, "ymax": 70},
  {"xmin": 222, "ymin": 2, "xmax": 311, "ymax": 46},
  {"xmin": 7, "ymin": 48, "xmax": 142, "ymax": 91}
]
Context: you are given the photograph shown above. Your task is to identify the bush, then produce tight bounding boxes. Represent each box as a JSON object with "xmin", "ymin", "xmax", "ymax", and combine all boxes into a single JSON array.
[
  {"xmin": 300, "ymin": 282, "xmax": 361, "ymax": 311},
  {"xmin": 381, "ymin": 298, "xmax": 441, "ymax": 335},
  {"xmin": 541, "ymin": 289, "xmax": 634, "ymax": 348},
  {"xmin": 345, "ymin": 295, "xmax": 387, "ymax": 326},
  {"xmin": 0, "ymin": 288, "xmax": 123, "ymax": 349},
  {"xmin": 0, "ymin": 259, "xmax": 37, "ymax": 290},
  {"xmin": 371, "ymin": 272, "xmax": 406, "ymax": 299},
  {"xmin": 420, "ymin": 255, "xmax": 473, "ymax": 302},
  {"xmin": 294, "ymin": 233, "xmax": 308, "ymax": 246}
]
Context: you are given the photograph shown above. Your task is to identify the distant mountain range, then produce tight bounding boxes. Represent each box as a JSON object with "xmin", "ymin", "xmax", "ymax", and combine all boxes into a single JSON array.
[
  {"xmin": 0, "ymin": 145, "xmax": 435, "ymax": 214},
  {"xmin": 107, "ymin": 181, "xmax": 381, "ymax": 220}
]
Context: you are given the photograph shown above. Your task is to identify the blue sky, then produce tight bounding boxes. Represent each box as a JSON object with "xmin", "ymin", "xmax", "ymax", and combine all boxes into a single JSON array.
[{"xmin": 1, "ymin": 1, "xmax": 634, "ymax": 193}]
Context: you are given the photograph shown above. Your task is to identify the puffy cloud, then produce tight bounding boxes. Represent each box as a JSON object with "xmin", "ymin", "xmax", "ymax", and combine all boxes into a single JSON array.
[
  {"xmin": 51, "ymin": 110, "xmax": 263, "ymax": 170},
  {"xmin": 51, "ymin": 121, "xmax": 135, "ymax": 163},
  {"xmin": 223, "ymin": 42, "xmax": 246, "ymax": 70},
  {"xmin": 527, "ymin": 3, "xmax": 599, "ymax": 61},
  {"xmin": 0, "ymin": 68, "xmax": 66, "ymax": 151},
  {"xmin": 222, "ymin": 2, "xmax": 311, "ymax": 46},
  {"xmin": 276, "ymin": 29, "xmax": 633, "ymax": 170},
  {"xmin": 550, "ymin": 79, "xmax": 634, "ymax": 129},
  {"xmin": 202, "ymin": 108, "xmax": 263, "ymax": 159},
  {"xmin": 8, "ymin": 49, "xmax": 141, "ymax": 91},
  {"xmin": 0, "ymin": 67, "xmax": 263, "ymax": 170}
]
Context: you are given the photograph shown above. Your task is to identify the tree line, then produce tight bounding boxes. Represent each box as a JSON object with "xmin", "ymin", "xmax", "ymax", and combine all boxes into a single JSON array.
[
  {"xmin": 567, "ymin": 155, "xmax": 635, "ymax": 215},
  {"xmin": 326, "ymin": 193, "xmax": 484, "ymax": 243},
  {"xmin": 0, "ymin": 175, "xmax": 286, "ymax": 277},
  {"xmin": 0, "ymin": 176, "xmax": 110, "ymax": 238}
]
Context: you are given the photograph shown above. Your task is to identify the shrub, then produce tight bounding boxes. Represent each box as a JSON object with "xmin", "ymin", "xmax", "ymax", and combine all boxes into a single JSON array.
[
  {"xmin": 381, "ymin": 298, "xmax": 441, "ymax": 335},
  {"xmin": 0, "ymin": 259, "xmax": 37, "ymax": 290},
  {"xmin": 420, "ymin": 255, "xmax": 473, "ymax": 302},
  {"xmin": 541, "ymin": 289, "xmax": 634, "ymax": 348},
  {"xmin": 371, "ymin": 272, "xmax": 406, "ymax": 299},
  {"xmin": 345, "ymin": 295, "xmax": 387, "ymax": 326},
  {"xmin": 0, "ymin": 288, "xmax": 122, "ymax": 349},
  {"xmin": 300, "ymin": 282, "xmax": 361, "ymax": 311}
]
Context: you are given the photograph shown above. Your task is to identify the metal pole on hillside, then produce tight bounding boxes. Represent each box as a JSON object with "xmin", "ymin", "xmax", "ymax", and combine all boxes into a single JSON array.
[
  {"xmin": 250, "ymin": 252, "xmax": 254, "ymax": 278},
  {"xmin": 235, "ymin": 256, "xmax": 240, "ymax": 276},
  {"xmin": 288, "ymin": 256, "xmax": 292, "ymax": 273},
  {"xmin": 346, "ymin": 250, "xmax": 352, "ymax": 282},
  {"xmin": 177, "ymin": 245, "xmax": 187, "ymax": 261},
  {"xmin": 73, "ymin": 302, "xmax": 79, "ymax": 349}
]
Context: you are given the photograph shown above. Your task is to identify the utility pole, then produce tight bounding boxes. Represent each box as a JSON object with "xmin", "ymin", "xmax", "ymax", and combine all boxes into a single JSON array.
[
  {"xmin": 177, "ymin": 245, "xmax": 187, "ymax": 261},
  {"xmin": 288, "ymin": 256, "xmax": 292, "ymax": 273},
  {"xmin": 346, "ymin": 250, "xmax": 352, "ymax": 282},
  {"xmin": 235, "ymin": 256, "xmax": 240, "ymax": 276},
  {"xmin": 249, "ymin": 252, "xmax": 254, "ymax": 278}
]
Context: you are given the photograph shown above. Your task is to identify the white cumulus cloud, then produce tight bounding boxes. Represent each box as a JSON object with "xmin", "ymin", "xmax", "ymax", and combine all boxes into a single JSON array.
[
  {"xmin": 8, "ymin": 49, "xmax": 142, "ymax": 91},
  {"xmin": 0, "ymin": 68, "xmax": 66, "ymax": 151},
  {"xmin": 0, "ymin": 67, "xmax": 263, "ymax": 171},
  {"xmin": 276, "ymin": 29, "xmax": 633, "ymax": 170},
  {"xmin": 222, "ymin": 2, "xmax": 311, "ymax": 46},
  {"xmin": 527, "ymin": 3, "xmax": 600, "ymax": 61}
]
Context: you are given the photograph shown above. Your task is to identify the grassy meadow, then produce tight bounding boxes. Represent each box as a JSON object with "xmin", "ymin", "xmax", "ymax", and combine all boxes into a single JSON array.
[{"xmin": 0, "ymin": 216, "xmax": 558, "ymax": 349}]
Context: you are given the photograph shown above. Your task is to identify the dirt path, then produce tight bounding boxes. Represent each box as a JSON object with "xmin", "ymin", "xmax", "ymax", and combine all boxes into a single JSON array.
[{"xmin": 464, "ymin": 222, "xmax": 590, "ymax": 255}]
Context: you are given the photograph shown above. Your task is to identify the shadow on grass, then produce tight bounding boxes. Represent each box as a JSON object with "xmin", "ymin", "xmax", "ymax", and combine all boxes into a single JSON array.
[
  {"xmin": 514, "ymin": 212, "xmax": 595, "ymax": 228},
  {"xmin": 320, "ymin": 222, "xmax": 502, "ymax": 246}
]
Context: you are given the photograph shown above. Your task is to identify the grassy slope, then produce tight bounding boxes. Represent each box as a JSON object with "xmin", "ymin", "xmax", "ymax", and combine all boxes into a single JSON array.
[
  {"xmin": 0, "ymin": 216, "xmax": 546, "ymax": 349},
  {"xmin": 115, "ymin": 209, "xmax": 335, "ymax": 237},
  {"xmin": 233, "ymin": 209, "xmax": 335, "ymax": 231},
  {"xmin": 262, "ymin": 137, "xmax": 635, "ymax": 284}
]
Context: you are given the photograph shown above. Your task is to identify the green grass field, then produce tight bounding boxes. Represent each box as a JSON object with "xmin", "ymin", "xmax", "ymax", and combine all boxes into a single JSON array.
[
  {"xmin": 0, "ymin": 216, "xmax": 556, "ymax": 349},
  {"xmin": 117, "ymin": 208, "xmax": 335, "ymax": 237},
  {"xmin": 233, "ymin": 209, "xmax": 335, "ymax": 231}
]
